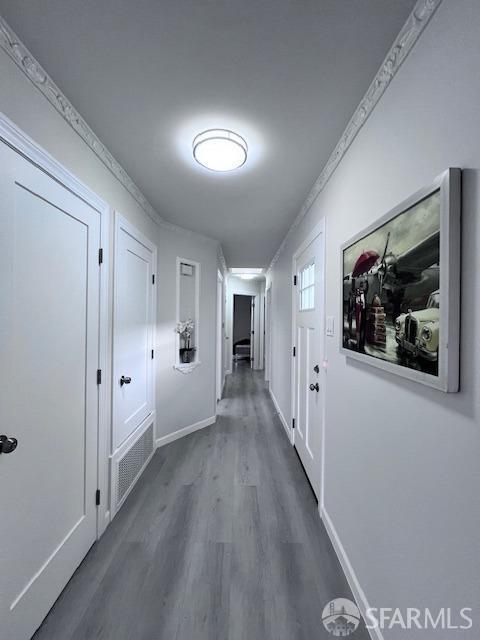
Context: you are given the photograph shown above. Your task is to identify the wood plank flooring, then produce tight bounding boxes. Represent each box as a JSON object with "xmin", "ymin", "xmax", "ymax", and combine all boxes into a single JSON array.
[{"xmin": 34, "ymin": 362, "xmax": 370, "ymax": 640}]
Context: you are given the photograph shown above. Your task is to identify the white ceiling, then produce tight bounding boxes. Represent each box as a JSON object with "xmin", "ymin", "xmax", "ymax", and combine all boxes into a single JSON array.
[{"xmin": 0, "ymin": 0, "xmax": 416, "ymax": 267}]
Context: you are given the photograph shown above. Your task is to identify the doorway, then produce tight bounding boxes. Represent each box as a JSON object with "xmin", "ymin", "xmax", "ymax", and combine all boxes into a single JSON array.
[
  {"xmin": 233, "ymin": 294, "xmax": 254, "ymax": 366},
  {"xmin": 292, "ymin": 220, "xmax": 326, "ymax": 501},
  {"xmin": 265, "ymin": 285, "xmax": 272, "ymax": 382},
  {"xmin": 216, "ymin": 271, "xmax": 224, "ymax": 402}
]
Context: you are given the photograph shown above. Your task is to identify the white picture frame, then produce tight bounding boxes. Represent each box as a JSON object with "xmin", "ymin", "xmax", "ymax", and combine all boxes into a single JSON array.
[{"xmin": 340, "ymin": 168, "xmax": 461, "ymax": 392}]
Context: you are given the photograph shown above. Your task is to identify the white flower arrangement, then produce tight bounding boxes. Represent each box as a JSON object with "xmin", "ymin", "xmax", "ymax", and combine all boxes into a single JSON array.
[
  {"xmin": 176, "ymin": 319, "xmax": 194, "ymax": 337},
  {"xmin": 176, "ymin": 318, "xmax": 195, "ymax": 351}
]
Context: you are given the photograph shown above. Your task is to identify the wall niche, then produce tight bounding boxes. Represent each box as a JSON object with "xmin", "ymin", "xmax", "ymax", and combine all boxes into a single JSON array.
[{"xmin": 175, "ymin": 257, "xmax": 200, "ymax": 373}]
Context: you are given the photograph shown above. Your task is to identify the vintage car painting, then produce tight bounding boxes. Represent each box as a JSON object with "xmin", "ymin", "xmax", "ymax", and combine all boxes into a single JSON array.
[
  {"xmin": 395, "ymin": 290, "xmax": 440, "ymax": 362},
  {"xmin": 341, "ymin": 169, "xmax": 460, "ymax": 392}
]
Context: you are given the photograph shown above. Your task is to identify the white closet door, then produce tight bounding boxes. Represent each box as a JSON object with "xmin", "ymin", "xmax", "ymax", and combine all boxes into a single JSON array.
[
  {"xmin": 0, "ymin": 143, "xmax": 100, "ymax": 640},
  {"xmin": 112, "ymin": 215, "xmax": 156, "ymax": 450}
]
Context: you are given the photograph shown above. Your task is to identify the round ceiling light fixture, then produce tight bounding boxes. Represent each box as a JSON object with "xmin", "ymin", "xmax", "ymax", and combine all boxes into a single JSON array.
[{"xmin": 193, "ymin": 129, "xmax": 247, "ymax": 172}]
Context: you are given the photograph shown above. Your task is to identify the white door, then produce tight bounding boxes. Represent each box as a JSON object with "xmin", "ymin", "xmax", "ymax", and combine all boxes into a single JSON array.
[
  {"xmin": 0, "ymin": 143, "xmax": 100, "ymax": 640},
  {"xmin": 265, "ymin": 286, "xmax": 272, "ymax": 382},
  {"xmin": 216, "ymin": 274, "xmax": 223, "ymax": 402},
  {"xmin": 293, "ymin": 226, "xmax": 325, "ymax": 499},
  {"xmin": 113, "ymin": 216, "xmax": 155, "ymax": 450},
  {"xmin": 250, "ymin": 296, "xmax": 255, "ymax": 367}
]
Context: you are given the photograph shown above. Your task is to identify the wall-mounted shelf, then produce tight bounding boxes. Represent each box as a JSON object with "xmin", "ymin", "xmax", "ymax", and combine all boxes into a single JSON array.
[{"xmin": 173, "ymin": 361, "xmax": 202, "ymax": 374}]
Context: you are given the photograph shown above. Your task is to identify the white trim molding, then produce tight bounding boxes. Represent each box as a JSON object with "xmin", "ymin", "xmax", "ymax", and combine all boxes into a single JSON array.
[
  {"xmin": 269, "ymin": 388, "xmax": 292, "ymax": 444},
  {"xmin": 217, "ymin": 244, "xmax": 228, "ymax": 274},
  {"xmin": 0, "ymin": 15, "xmax": 224, "ymax": 252},
  {"xmin": 267, "ymin": 0, "xmax": 443, "ymax": 273},
  {"xmin": 156, "ymin": 415, "xmax": 216, "ymax": 449},
  {"xmin": 321, "ymin": 506, "xmax": 383, "ymax": 640}
]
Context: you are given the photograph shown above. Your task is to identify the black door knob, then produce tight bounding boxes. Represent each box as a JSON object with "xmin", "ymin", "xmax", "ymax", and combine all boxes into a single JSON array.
[
  {"xmin": 120, "ymin": 375, "xmax": 132, "ymax": 386},
  {"xmin": 309, "ymin": 383, "xmax": 320, "ymax": 392},
  {"xmin": 313, "ymin": 364, "xmax": 320, "ymax": 373},
  {"xmin": 0, "ymin": 435, "xmax": 18, "ymax": 454}
]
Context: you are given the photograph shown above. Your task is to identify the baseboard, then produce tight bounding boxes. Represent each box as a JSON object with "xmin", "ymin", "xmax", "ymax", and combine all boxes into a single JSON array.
[
  {"xmin": 321, "ymin": 506, "xmax": 383, "ymax": 640},
  {"xmin": 156, "ymin": 415, "xmax": 216, "ymax": 448},
  {"xmin": 269, "ymin": 387, "xmax": 292, "ymax": 443}
]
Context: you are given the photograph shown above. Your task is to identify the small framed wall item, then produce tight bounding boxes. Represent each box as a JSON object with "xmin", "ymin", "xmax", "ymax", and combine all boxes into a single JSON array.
[{"xmin": 340, "ymin": 168, "xmax": 461, "ymax": 392}]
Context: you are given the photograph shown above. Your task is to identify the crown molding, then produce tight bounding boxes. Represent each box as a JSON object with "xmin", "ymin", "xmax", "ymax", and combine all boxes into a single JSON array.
[
  {"xmin": 267, "ymin": 0, "xmax": 443, "ymax": 274},
  {"xmin": 217, "ymin": 245, "xmax": 228, "ymax": 274},
  {"xmin": 0, "ymin": 15, "xmax": 222, "ymax": 250}
]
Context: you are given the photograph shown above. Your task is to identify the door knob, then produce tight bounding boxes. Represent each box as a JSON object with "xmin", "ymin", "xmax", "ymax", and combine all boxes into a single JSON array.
[
  {"xmin": 0, "ymin": 435, "xmax": 18, "ymax": 454},
  {"xmin": 309, "ymin": 383, "xmax": 319, "ymax": 392},
  {"xmin": 120, "ymin": 375, "xmax": 132, "ymax": 386},
  {"xmin": 313, "ymin": 364, "xmax": 320, "ymax": 373}
]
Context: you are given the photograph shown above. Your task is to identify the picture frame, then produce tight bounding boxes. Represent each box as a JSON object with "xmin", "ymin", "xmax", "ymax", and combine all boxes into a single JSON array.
[{"xmin": 340, "ymin": 168, "xmax": 461, "ymax": 392}]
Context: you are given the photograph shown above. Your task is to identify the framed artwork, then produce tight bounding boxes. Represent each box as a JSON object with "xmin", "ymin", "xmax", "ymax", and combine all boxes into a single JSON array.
[{"xmin": 340, "ymin": 168, "xmax": 461, "ymax": 392}]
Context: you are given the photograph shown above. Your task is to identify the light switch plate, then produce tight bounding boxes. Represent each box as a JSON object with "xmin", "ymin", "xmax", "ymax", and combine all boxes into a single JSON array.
[{"xmin": 326, "ymin": 315, "xmax": 335, "ymax": 337}]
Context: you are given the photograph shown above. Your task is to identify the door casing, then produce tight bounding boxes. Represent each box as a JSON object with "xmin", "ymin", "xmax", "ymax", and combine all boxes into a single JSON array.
[{"xmin": 216, "ymin": 270, "xmax": 224, "ymax": 402}]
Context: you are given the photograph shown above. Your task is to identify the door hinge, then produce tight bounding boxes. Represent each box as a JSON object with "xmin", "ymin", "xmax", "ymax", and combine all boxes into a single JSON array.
[
  {"xmin": 292, "ymin": 346, "xmax": 296, "ymax": 357},
  {"xmin": 96, "ymin": 369, "xmax": 102, "ymax": 384},
  {"xmin": 293, "ymin": 275, "xmax": 297, "ymax": 286},
  {"xmin": 98, "ymin": 247, "xmax": 103, "ymax": 265},
  {"xmin": 152, "ymin": 274, "xmax": 155, "ymax": 285},
  {"xmin": 95, "ymin": 489, "xmax": 101, "ymax": 506},
  {"xmin": 251, "ymin": 330, "xmax": 255, "ymax": 335},
  {"xmin": 292, "ymin": 418, "xmax": 295, "ymax": 429},
  {"xmin": 151, "ymin": 349, "xmax": 154, "ymax": 359}
]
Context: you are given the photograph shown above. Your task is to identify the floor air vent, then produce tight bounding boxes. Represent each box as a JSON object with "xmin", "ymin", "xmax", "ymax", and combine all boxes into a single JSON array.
[{"xmin": 115, "ymin": 421, "xmax": 154, "ymax": 509}]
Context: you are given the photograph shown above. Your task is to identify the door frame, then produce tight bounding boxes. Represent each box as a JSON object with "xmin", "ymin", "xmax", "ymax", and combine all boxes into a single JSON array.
[
  {"xmin": 216, "ymin": 270, "xmax": 224, "ymax": 402},
  {"xmin": 264, "ymin": 284, "xmax": 272, "ymax": 383},
  {"xmin": 0, "ymin": 112, "xmax": 111, "ymax": 538},
  {"xmin": 291, "ymin": 217, "xmax": 326, "ymax": 509}
]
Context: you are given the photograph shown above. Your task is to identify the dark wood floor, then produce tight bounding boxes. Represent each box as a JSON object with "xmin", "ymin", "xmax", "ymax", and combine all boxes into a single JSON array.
[{"xmin": 34, "ymin": 362, "xmax": 369, "ymax": 640}]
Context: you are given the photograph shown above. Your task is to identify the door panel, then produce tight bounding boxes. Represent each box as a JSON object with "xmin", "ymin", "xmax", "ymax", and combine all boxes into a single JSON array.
[
  {"xmin": 293, "ymin": 229, "xmax": 325, "ymax": 498},
  {"xmin": 0, "ymin": 144, "xmax": 100, "ymax": 640},
  {"xmin": 113, "ymin": 217, "xmax": 155, "ymax": 450}
]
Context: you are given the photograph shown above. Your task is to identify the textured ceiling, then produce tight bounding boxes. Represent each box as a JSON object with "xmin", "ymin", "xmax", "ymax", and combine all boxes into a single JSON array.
[{"xmin": 0, "ymin": 0, "xmax": 416, "ymax": 266}]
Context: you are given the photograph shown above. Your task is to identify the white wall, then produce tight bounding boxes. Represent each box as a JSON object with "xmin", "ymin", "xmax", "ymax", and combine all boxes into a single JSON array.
[
  {"xmin": 0, "ymin": 47, "xmax": 219, "ymax": 447},
  {"xmin": 225, "ymin": 275, "xmax": 265, "ymax": 371},
  {"xmin": 268, "ymin": 2, "xmax": 480, "ymax": 637}
]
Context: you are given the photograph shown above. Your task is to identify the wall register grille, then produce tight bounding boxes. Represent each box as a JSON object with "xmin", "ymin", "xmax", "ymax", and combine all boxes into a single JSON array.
[{"xmin": 116, "ymin": 422, "xmax": 154, "ymax": 507}]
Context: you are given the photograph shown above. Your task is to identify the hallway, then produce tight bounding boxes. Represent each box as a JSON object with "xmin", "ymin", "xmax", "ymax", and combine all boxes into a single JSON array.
[{"xmin": 33, "ymin": 363, "xmax": 368, "ymax": 640}]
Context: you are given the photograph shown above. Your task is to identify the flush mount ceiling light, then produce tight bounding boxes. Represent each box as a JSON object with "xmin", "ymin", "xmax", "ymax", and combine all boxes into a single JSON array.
[
  {"xmin": 230, "ymin": 268, "xmax": 263, "ymax": 274},
  {"xmin": 230, "ymin": 267, "xmax": 264, "ymax": 280},
  {"xmin": 193, "ymin": 129, "xmax": 247, "ymax": 172}
]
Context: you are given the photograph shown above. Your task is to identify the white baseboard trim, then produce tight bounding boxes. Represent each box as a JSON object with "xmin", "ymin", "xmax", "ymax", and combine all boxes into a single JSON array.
[
  {"xmin": 321, "ymin": 506, "xmax": 383, "ymax": 640},
  {"xmin": 156, "ymin": 415, "xmax": 216, "ymax": 448},
  {"xmin": 269, "ymin": 387, "xmax": 292, "ymax": 443}
]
